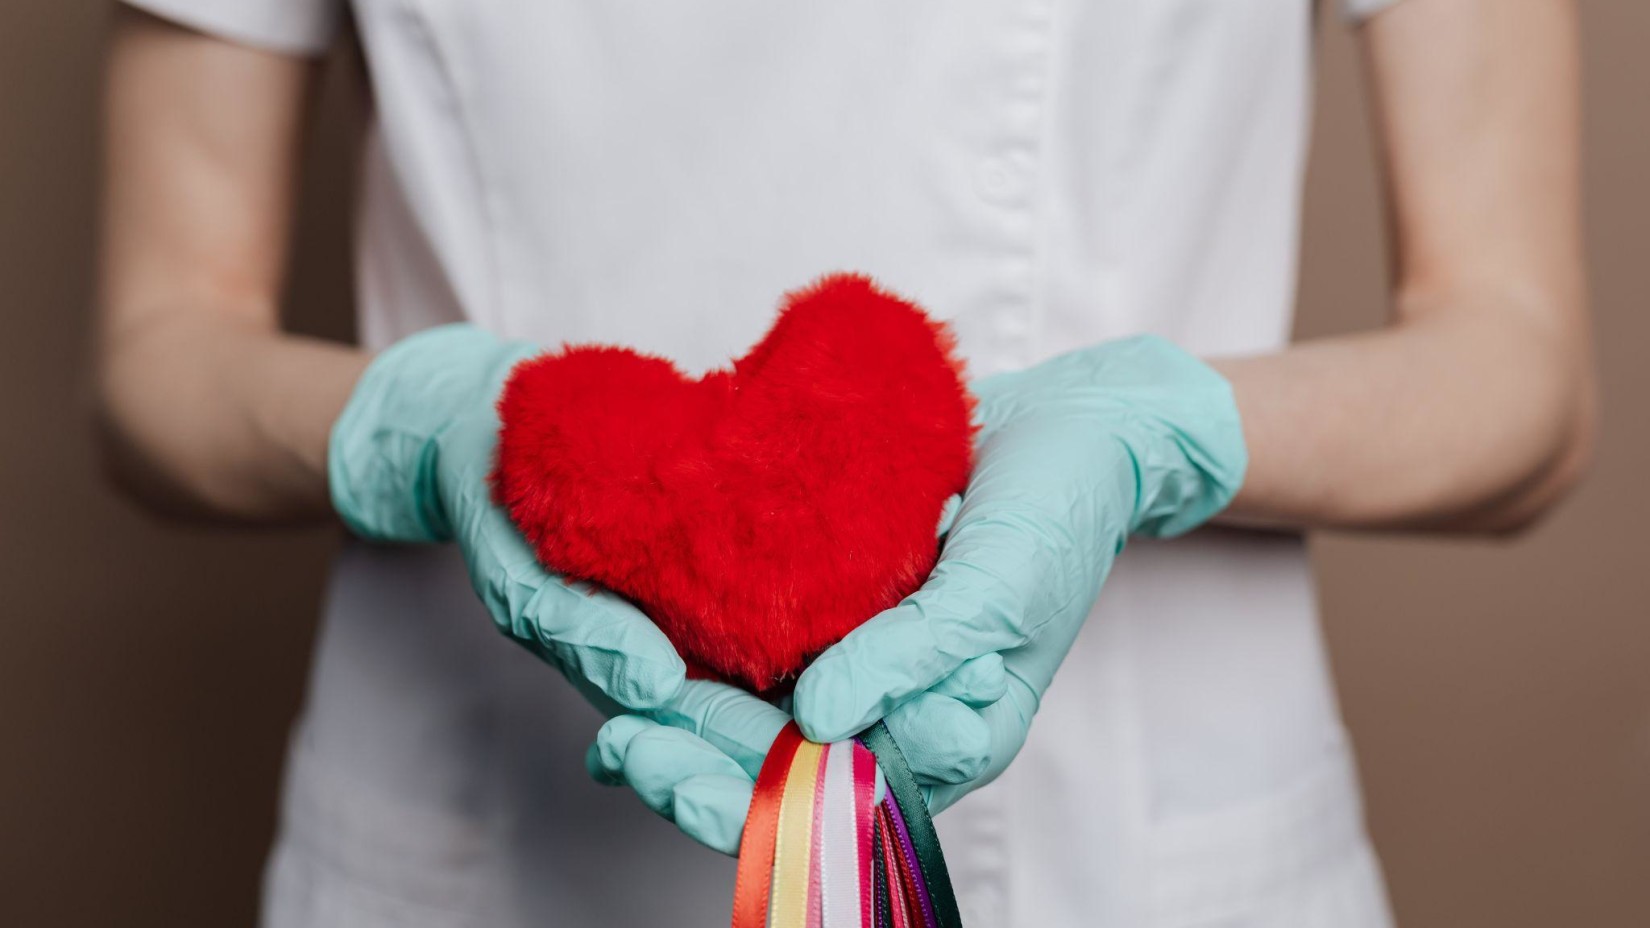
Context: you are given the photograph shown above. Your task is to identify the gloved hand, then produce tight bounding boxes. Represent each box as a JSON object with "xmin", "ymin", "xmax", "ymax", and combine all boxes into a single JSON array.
[
  {"xmin": 590, "ymin": 335, "xmax": 1246, "ymax": 844},
  {"xmin": 793, "ymin": 334, "xmax": 1247, "ymax": 806},
  {"xmin": 587, "ymin": 651, "xmax": 1011, "ymax": 854},
  {"xmin": 329, "ymin": 323, "xmax": 688, "ymax": 711}
]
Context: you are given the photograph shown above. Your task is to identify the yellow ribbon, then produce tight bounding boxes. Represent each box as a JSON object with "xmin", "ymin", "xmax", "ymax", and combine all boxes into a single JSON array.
[{"xmin": 768, "ymin": 739, "xmax": 825, "ymax": 926}]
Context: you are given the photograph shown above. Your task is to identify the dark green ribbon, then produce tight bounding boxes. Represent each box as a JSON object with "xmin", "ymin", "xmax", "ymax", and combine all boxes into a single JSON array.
[
  {"xmin": 858, "ymin": 721, "xmax": 964, "ymax": 928},
  {"xmin": 872, "ymin": 812, "xmax": 893, "ymax": 926}
]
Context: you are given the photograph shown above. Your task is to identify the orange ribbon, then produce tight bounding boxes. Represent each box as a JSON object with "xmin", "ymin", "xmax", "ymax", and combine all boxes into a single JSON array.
[{"xmin": 731, "ymin": 723, "xmax": 806, "ymax": 928}]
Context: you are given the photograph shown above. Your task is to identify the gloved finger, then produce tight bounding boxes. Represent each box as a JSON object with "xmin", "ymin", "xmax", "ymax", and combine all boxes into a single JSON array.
[
  {"xmin": 671, "ymin": 773, "xmax": 756, "ymax": 856},
  {"xmin": 532, "ymin": 578, "xmax": 689, "ymax": 710},
  {"xmin": 473, "ymin": 503, "xmax": 687, "ymax": 710},
  {"xmin": 794, "ymin": 488, "xmax": 1065, "ymax": 742},
  {"xmin": 589, "ymin": 717, "xmax": 755, "ymax": 856},
  {"xmin": 929, "ymin": 652, "xmax": 1009, "ymax": 708},
  {"xmin": 645, "ymin": 678, "xmax": 792, "ymax": 779},
  {"xmin": 881, "ymin": 692, "xmax": 992, "ymax": 785},
  {"xmin": 914, "ymin": 611, "xmax": 1083, "ymax": 812},
  {"xmin": 923, "ymin": 671, "xmax": 1039, "ymax": 815},
  {"xmin": 935, "ymin": 494, "xmax": 962, "ymax": 539},
  {"xmin": 585, "ymin": 714, "xmax": 655, "ymax": 785},
  {"xmin": 592, "ymin": 718, "xmax": 750, "ymax": 806},
  {"xmin": 792, "ymin": 593, "xmax": 1001, "ymax": 743},
  {"xmin": 792, "ymin": 515, "xmax": 1043, "ymax": 742}
]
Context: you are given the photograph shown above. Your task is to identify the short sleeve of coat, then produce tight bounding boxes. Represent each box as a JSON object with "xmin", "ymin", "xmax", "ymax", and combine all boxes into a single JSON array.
[
  {"xmin": 120, "ymin": 0, "xmax": 343, "ymax": 56},
  {"xmin": 1340, "ymin": 0, "xmax": 1411, "ymax": 24}
]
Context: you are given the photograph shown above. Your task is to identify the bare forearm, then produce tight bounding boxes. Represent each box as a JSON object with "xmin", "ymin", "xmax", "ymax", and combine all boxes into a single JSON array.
[
  {"xmin": 1214, "ymin": 293, "xmax": 1595, "ymax": 534},
  {"xmin": 1217, "ymin": 0, "xmax": 1595, "ymax": 536},
  {"xmin": 94, "ymin": 12, "xmax": 367, "ymax": 524},
  {"xmin": 96, "ymin": 309, "xmax": 367, "ymax": 523}
]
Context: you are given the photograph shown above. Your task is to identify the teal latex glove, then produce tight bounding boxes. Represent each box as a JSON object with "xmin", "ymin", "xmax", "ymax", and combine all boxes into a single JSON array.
[
  {"xmin": 587, "ymin": 651, "xmax": 1011, "ymax": 854},
  {"xmin": 590, "ymin": 335, "xmax": 1246, "ymax": 845},
  {"xmin": 329, "ymin": 324, "xmax": 687, "ymax": 710},
  {"xmin": 796, "ymin": 335, "xmax": 1247, "ymax": 804}
]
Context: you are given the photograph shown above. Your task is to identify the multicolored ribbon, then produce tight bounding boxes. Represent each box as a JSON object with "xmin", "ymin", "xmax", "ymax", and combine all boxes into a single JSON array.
[{"xmin": 732, "ymin": 722, "xmax": 963, "ymax": 928}]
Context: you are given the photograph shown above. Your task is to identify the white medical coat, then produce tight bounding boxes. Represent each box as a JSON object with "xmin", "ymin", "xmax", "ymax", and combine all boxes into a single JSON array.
[{"xmin": 126, "ymin": 1, "xmax": 1406, "ymax": 924}]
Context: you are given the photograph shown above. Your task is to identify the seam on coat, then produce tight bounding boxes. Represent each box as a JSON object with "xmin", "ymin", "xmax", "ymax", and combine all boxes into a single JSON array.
[
  {"xmin": 1024, "ymin": 0, "xmax": 1061, "ymax": 363},
  {"xmin": 402, "ymin": 0, "xmax": 507, "ymax": 333}
]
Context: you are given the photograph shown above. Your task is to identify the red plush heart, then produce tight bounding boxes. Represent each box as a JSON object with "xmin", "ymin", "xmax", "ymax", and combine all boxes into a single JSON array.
[{"xmin": 492, "ymin": 274, "xmax": 975, "ymax": 693}]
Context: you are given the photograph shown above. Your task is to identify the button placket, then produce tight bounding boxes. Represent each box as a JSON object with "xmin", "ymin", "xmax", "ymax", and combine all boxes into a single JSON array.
[
  {"xmin": 971, "ymin": 0, "xmax": 1056, "ymax": 381},
  {"xmin": 956, "ymin": 3, "xmax": 1058, "ymax": 922},
  {"xmin": 948, "ymin": 783, "xmax": 1014, "ymax": 927}
]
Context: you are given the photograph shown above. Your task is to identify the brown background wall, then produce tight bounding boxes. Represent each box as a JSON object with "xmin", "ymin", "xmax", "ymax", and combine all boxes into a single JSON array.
[{"xmin": 1, "ymin": 2, "xmax": 1645, "ymax": 925}]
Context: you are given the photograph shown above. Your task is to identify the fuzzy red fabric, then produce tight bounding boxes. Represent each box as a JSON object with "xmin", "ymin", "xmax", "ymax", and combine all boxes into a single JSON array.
[{"xmin": 492, "ymin": 273, "xmax": 975, "ymax": 693}]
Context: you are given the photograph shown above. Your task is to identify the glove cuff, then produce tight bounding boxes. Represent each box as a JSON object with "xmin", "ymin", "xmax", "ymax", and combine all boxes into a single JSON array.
[
  {"xmin": 328, "ymin": 323, "xmax": 539, "ymax": 542},
  {"xmin": 1105, "ymin": 336, "xmax": 1248, "ymax": 538}
]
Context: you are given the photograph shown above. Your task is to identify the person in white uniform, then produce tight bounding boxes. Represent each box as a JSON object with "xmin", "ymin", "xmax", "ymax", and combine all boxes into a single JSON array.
[{"xmin": 94, "ymin": 1, "xmax": 1595, "ymax": 925}]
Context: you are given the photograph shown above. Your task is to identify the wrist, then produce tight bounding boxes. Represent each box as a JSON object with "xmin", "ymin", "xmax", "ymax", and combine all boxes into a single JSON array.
[
  {"xmin": 328, "ymin": 324, "xmax": 540, "ymax": 542},
  {"xmin": 1068, "ymin": 336, "xmax": 1249, "ymax": 538}
]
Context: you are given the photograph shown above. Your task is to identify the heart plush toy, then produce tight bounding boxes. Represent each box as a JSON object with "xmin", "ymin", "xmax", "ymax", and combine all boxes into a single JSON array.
[{"xmin": 492, "ymin": 274, "xmax": 976, "ymax": 693}]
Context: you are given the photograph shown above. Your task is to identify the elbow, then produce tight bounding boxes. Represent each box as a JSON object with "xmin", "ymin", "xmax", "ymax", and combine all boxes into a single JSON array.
[
  {"xmin": 93, "ymin": 414, "xmax": 231, "ymax": 526},
  {"xmin": 91, "ymin": 309, "xmax": 162, "ymax": 512},
  {"xmin": 90, "ymin": 346, "xmax": 220, "ymax": 525},
  {"xmin": 1474, "ymin": 355, "xmax": 1600, "ymax": 540},
  {"xmin": 90, "ymin": 358, "xmax": 142, "ymax": 502},
  {"xmin": 90, "ymin": 396, "xmax": 131, "ymax": 500},
  {"xmin": 90, "ymin": 376, "xmax": 182, "ymax": 521}
]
